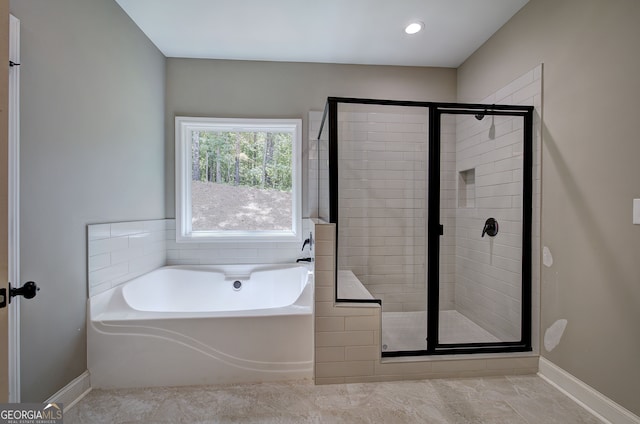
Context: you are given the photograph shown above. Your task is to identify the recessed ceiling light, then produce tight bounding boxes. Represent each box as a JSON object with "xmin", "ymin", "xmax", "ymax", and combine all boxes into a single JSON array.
[{"xmin": 405, "ymin": 21, "xmax": 424, "ymax": 35}]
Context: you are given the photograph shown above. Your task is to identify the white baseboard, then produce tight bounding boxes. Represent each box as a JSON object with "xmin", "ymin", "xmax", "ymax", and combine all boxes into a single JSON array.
[
  {"xmin": 538, "ymin": 357, "xmax": 640, "ymax": 424},
  {"xmin": 44, "ymin": 371, "xmax": 92, "ymax": 412}
]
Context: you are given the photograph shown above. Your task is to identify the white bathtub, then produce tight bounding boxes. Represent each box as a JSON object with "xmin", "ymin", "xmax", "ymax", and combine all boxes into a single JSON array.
[{"xmin": 88, "ymin": 264, "xmax": 314, "ymax": 389}]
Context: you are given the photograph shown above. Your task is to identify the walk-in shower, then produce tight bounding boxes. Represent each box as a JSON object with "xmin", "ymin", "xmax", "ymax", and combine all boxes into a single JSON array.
[{"xmin": 317, "ymin": 97, "xmax": 533, "ymax": 356}]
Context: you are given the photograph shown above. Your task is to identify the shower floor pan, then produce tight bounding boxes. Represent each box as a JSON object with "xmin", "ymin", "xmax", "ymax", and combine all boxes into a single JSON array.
[{"xmin": 382, "ymin": 310, "xmax": 500, "ymax": 352}]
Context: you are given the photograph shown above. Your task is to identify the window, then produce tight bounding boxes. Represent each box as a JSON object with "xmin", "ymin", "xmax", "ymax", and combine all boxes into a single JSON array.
[{"xmin": 175, "ymin": 117, "xmax": 302, "ymax": 242}]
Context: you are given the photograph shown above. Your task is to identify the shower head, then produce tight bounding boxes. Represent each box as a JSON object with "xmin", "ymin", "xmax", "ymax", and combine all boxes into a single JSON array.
[{"xmin": 475, "ymin": 106, "xmax": 495, "ymax": 121}]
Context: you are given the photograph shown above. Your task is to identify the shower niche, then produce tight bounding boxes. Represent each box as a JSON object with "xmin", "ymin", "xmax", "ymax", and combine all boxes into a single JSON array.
[
  {"xmin": 458, "ymin": 168, "xmax": 476, "ymax": 208},
  {"xmin": 317, "ymin": 97, "xmax": 533, "ymax": 356}
]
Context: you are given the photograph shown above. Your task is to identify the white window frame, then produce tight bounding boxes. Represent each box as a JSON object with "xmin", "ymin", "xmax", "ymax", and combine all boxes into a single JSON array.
[{"xmin": 175, "ymin": 116, "xmax": 302, "ymax": 243}]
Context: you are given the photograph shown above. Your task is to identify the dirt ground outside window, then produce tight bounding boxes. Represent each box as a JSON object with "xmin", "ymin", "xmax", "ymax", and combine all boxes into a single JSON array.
[{"xmin": 191, "ymin": 181, "xmax": 292, "ymax": 231}]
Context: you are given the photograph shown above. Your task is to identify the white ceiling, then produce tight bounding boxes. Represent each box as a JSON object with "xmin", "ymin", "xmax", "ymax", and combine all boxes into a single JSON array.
[{"xmin": 115, "ymin": 0, "xmax": 528, "ymax": 68}]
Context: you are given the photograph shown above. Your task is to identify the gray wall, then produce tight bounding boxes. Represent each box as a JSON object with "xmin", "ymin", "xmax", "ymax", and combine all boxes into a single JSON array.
[
  {"xmin": 458, "ymin": 0, "xmax": 640, "ymax": 415},
  {"xmin": 10, "ymin": 0, "xmax": 165, "ymax": 401},
  {"xmin": 165, "ymin": 59, "xmax": 457, "ymax": 218}
]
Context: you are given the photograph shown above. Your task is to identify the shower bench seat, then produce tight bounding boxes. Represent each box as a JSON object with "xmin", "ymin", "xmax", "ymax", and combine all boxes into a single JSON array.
[{"xmin": 337, "ymin": 270, "xmax": 377, "ymax": 303}]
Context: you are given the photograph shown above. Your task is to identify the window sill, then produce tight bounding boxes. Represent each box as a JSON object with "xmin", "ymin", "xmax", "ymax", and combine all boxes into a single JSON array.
[{"xmin": 176, "ymin": 230, "xmax": 301, "ymax": 244}]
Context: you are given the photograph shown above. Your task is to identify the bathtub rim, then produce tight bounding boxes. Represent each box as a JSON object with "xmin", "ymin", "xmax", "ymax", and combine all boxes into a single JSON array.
[{"xmin": 90, "ymin": 263, "xmax": 314, "ymax": 322}]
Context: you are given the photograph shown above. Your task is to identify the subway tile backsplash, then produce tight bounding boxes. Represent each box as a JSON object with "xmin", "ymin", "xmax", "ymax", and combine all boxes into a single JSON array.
[
  {"xmin": 164, "ymin": 219, "xmax": 310, "ymax": 266},
  {"xmin": 87, "ymin": 218, "xmax": 311, "ymax": 297},
  {"xmin": 87, "ymin": 219, "xmax": 167, "ymax": 297}
]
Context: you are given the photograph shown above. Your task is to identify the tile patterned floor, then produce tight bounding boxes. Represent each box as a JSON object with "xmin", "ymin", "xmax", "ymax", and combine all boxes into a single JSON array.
[{"xmin": 65, "ymin": 375, "xmax": 604, "ymax": 423}]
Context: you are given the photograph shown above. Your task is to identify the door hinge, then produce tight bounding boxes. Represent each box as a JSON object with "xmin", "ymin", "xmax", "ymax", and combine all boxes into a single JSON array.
[{"xmin": 0, "ymin": 287, "xmax": 6, "ymax": 308}]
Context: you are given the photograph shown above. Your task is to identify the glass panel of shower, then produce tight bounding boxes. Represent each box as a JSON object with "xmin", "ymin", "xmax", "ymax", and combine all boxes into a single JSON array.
[
  {"xmin": 319, "ymin": 97, "xmax": 533, "ymax": 357},
  {"xmin": 430, "ymin": 105, "xmax": 532, "ymax": 354},
  {"xmin": 334, "ymin": 101, "xmax": 429, "ymax": 351}
]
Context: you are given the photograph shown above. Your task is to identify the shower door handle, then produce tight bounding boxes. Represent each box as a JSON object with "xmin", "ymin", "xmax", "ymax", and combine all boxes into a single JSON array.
[{"xmin": 481, "ymin": 218, "xmax": 498, "ymax": 237}]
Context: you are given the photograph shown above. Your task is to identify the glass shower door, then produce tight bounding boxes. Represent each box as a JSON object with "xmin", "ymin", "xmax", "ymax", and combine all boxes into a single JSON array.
[{"xmin": 431, "ymin": 106, "xmax": 532, "ymax": 353}]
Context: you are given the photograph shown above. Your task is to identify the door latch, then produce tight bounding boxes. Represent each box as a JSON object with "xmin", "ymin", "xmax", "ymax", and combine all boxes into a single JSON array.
[{"xmin": 0, "ymin": 281, "xmax": 40, "ymax": 308}]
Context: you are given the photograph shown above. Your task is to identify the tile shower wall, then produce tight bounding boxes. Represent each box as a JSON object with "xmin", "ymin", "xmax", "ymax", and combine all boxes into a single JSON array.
[
  {"xmin": 440, "ymin": 116, "xmax": 458, "ymax": 310},
  {"xmin": 337, "ymin": 107, "xmax": 426, "ymax": 313},
  {"xmin": 308, "ymin": 111, "xmax": 321, "ymax": 219},
  {"xmin": 309, "ymin": 107, "xmax": 456, "ymax": 311},
  {"xmin": 308, "ymin": 111, "xmax": 330, "ymax": 223},
  {"xmin": 87, "ymin": 219, "xmax": 167, "ymax": 297},
  {"xmin": 454, "ymin": 65, "xmax": 542, "ymax": 342},
  {"xmin": 334, "ymin": 106, "xmax": 456, "ymax": 312}
]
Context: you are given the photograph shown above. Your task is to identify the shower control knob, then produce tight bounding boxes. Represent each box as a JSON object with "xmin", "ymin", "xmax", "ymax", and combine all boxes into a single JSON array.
[{"xmin": 481, "ymin": 218, "xmax": 499, "ymax": 238}]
